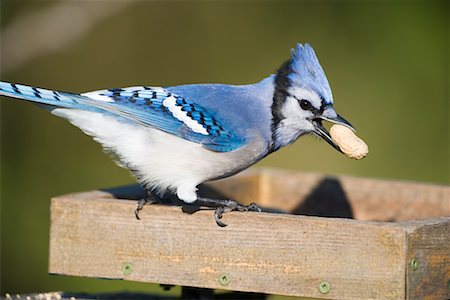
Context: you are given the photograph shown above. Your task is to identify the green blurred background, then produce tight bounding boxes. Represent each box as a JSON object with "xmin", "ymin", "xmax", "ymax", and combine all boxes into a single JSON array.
[{"xmin": 1, "ymin": 0, "xmax": 448, "ymax": 297}]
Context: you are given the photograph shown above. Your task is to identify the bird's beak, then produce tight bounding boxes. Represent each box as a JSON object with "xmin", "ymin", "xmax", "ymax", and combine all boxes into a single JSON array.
[{"xmin": 313, "ymin": 108, "xmax": 355, "ymax": 153}]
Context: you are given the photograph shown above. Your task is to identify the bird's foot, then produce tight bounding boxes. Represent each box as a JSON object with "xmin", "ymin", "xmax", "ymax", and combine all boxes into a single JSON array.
[
  {"xmin": 214, "ymin": 201, "xmax": 261, "ymax": 227},
  {"xmin": 135, "ymin": 195, "xmax": 159, "ymax": 220},
  {"xmin": 196, "ymin": 197, "xmax": 261, "ymax": 227}
]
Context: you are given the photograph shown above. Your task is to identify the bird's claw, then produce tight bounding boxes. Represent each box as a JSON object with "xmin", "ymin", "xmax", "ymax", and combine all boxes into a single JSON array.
[
  {"xmin": 214, "ymin": 206, "xmax": 228, "ymax": 227},
  {"xmin": 214, "ymin": 201, "xmax": 262, "ymax": 227},
  {"xmin": 135, "ymin": 197, "xmax": 157, "ymax": 220}
]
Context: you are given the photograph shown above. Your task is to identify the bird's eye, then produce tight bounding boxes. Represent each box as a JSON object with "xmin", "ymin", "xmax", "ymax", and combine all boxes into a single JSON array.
[{"xmin": 299, "ymin": 99, "xmax": 312, "ymax": 110}]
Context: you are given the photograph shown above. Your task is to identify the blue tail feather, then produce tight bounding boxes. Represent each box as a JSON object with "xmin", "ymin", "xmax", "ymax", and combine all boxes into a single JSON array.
[{"xmin": 0, "ymin": 81, "xmax": 85, "ymax": 109}]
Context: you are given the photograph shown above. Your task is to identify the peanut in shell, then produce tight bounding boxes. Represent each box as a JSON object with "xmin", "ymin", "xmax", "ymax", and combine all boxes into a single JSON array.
[{"xmin": 330, "ymin": 124, "xmax": 368, "ymax": 160}]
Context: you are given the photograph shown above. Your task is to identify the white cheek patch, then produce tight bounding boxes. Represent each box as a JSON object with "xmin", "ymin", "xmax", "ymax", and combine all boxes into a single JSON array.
[
  {"xmin": 162, "ymin": 96, "xmax": 209, "ymax": 135},
  {"xmin": 282, "ymin": 96, "xmax": 313, "ymax": 120}
]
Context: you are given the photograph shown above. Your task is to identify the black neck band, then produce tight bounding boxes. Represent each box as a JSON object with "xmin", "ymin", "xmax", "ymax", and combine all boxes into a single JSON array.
[{"xmin": 269, "ymin": 60, "xmax": 292, "ymax": 152}]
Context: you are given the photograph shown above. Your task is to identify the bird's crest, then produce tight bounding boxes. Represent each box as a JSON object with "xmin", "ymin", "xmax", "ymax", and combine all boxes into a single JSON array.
[{"xmin": 288, "ymin": 43, "xmax": 333, "ymax": 104}]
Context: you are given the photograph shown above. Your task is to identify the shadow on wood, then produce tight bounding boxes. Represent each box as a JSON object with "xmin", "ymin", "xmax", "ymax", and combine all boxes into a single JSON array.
[
  {"xmin": 50, "ymin": 168, "xmax": 450, "ymax": 300},
  {"xmin": 292, "ymin": 177, "xmax": 353, "ymax": 218}
]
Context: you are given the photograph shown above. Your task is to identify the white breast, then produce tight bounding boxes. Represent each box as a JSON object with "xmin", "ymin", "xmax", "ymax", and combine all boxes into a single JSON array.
[{"xmin": 51, "ymin": 109, "xmax": 266, "ymax": 202}]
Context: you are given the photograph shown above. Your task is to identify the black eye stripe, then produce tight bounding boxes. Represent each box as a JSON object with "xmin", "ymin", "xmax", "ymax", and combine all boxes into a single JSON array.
[{"xmin": 289, "ymin": 94, "xmax": 323, "ymax": 114}]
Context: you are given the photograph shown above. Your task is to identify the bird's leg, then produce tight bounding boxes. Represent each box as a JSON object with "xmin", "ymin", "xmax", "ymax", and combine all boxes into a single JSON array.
[
  {"xmin": 195, "ymin": 197, "xmax": 261, "ymax": 227},
  {"xmin": 135, "ymin": 192, "xmax": 160, "ymax": 220}
]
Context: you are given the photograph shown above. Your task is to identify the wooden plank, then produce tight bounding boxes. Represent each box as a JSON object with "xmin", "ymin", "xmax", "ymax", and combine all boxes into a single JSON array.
[
  {"xmin": 49, "ymin": 195, "xmax": 409, "ymax": 299},
  {"xmin": 405, "ymin": 218, "xmax": 450, "ymax": 300},
  {"xmin": 207, "ymin": 169, "xmax": 450, "ymax": 221},
  {"xmin": 4, "ymin": 292, "xmax": 164, "ymax": 300},
  {"xmin": 5, "ymin": 291, "xmax": 263, "ymax": 299}
]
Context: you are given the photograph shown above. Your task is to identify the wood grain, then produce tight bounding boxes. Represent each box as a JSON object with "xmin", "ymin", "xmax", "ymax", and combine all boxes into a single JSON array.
[
  {"xmin": 48, "ymin": 169, "xmax": 450, "ymax": 299},
  {"xmin": 405, "ymin": 218, "xmax": 450, "ymax": 300},
  {"xmin": 49, "ymin": 196, "xmax": 409, "ymax": 299}
]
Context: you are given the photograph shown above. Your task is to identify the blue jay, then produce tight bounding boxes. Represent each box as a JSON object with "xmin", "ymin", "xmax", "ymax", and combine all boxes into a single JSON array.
[{"xmin": 0, "ymin": 43, "xmax": 354, "ymax": 226}]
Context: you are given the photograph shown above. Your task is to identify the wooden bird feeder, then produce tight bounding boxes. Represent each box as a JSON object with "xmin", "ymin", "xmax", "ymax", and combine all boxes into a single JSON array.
[{"xmin": 48, "ymin": 168, "xmax": 450, "ymax": 299}]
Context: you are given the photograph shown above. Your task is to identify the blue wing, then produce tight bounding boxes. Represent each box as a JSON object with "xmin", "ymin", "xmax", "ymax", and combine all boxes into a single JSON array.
[
  {"xmin": 79, "ymin": 86, "xmax": 245, "ymax": 152},
  {"xmin": 0, "ymin": 81, "xmax": 245, "ymax": 152}
]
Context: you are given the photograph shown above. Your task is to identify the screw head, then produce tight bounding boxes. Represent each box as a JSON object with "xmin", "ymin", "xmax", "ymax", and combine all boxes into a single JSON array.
[
  {"xmin": 411, "ymin": 257, "xmax": 419, "ymax": 271},
  {"xmin": 319, "ymin": 281, "xmax": 331, "ymax": 294},
  {"xmin": 122, "ymin": 262, "xmax": 133, "ymax": 275},
  {"xmin": 218, "ymin": 274, "xmax": 230, "ymax": 286}
]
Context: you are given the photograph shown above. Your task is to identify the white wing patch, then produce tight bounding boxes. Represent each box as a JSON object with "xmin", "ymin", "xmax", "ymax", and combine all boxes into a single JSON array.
[
  {"xmin": 122, "ymin": 86, "xmax": 164, "ymax": 91},
  {"xmin": 81, "ymin": 91, "xmax": 114, "ymax": 102},
  {"xmin": 81, "ymin": 86, "xmax": 166, "ymax": 103},
  {"xmin": 82, "ymin": 86, "xmax": 210, "ymax": 136},
  {"xmin": 162, "ymin": 96, "xmax": 209, "ymax": 135}
]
